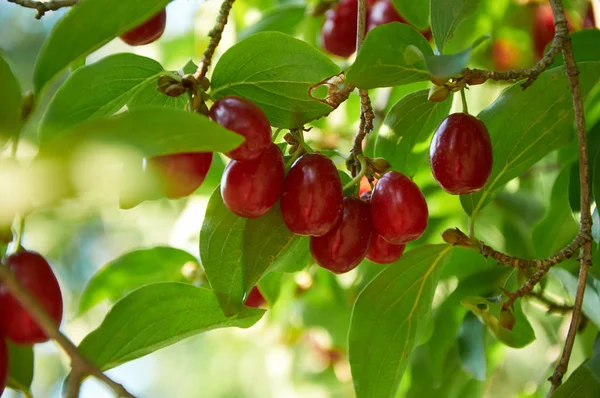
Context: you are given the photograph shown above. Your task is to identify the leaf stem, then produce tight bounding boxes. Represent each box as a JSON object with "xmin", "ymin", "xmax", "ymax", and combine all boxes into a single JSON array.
[
  {"xmin": 343, "ymin": 154, "xmax": 367, "ymax": 191},
  {"xmin": 460, "ymin": 88, "xmax": 469, "ymax": 114},
  {"xmin": 288, "ymin": 129, "xmax": 313, "ymax": 154}
]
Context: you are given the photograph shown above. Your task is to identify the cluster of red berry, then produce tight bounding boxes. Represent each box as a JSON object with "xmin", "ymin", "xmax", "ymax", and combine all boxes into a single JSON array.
[
  {"xmin": 0, "ymin": 251, "xmax": 64, "ymax": 394},
  {"xmin": 321, "ymin": 0, "xmax": 431, "ymax": 58}
]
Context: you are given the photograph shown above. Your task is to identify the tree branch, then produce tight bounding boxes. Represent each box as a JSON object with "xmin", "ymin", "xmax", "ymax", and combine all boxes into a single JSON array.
[
  {"xmin": 546, "ymin": 0, "xmax": 593, "ymax": 392},
  {"xmin": 0, "ymin": 265, "xmax": 136, "ymax": 398},
  {"xmin": 527, "ymin": 292, "xmax": 574, "ymax": 314},
  {"xmin": 7, "ymin": 0, "xmax": 77, "ymax": 19}
]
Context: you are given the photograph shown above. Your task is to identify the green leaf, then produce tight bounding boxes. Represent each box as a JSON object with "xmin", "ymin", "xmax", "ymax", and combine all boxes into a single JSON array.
[
  {"xmin": 211, "ymin": 32, "xmax": 340, "ymax": 128},
  {"xmin": 551, "ymin": 268, "xmax": 600, "ymax": 329},
  {"xmin": 552, "ymin": 29, "xmax": 600, "ymax": 67},
  {"xmin": 532, "ymin": 167, "xmax": 578, "ymax": 257},
  {"xmin": 374, "ymin": 89, "xmax": 452, "ymax": 175},
  {"xmin": 77, "ymin": 246, "xmax": 198, "ymax": 315},
  {"xmin": 392, "ymin": 0, "xmax": 429, "ymax": 30},
  {"xmin": 40, "ymin": 53, "xmax": 176, "ymax": 138},
  {"xmin": 346, "ymin": 23, "xmax": 433, "ymax": 89},
  {"xmin": 40, "ymin": 106, "xmax": 243, "ymax": 157},
  {"xmin": 238, "ymin": 5, "xmax": 306, "ymax": 40},
  {"xmin": 349, "ymin": 244, "xmax": 453, "ymax": 398},
  {"xmin": 6, "ymin": 343, "xmax": 33, "ymax": 395},
  {"xmin": 0, "ymin": 53, "xmax": 22, "ymax": 146},
  {"xmin": 461, "ymin": 63, "xmax": 600, "ymax": 218},
  {"xmin": 552, "ymin": 347, "xmax": 600, "ymax": 398},
  {"xmin": 457, "ymin": 312, "xmax": 486, "ymax": 381},
  {"xmin": 182, "ymin": 58, "xmax": 198, "ymax": 75},
  {"xmin": 78, "ymin": 283, "xmax": 264, "ymax": 371},
  {"xmin": 461, "ymin": 296, "xmax": 535, "ymax": 348},
  {"xmin": 200, "ymin": 187, "xmax": 247, "ymax": 316},
  {"xmin": 243, "ymin": 204, "xmax": 302, "ymax": 293},
  {"xmin": 593, "ymin": 207, "xmax": 600, "ymax": 245},
  {"xmin": 425, "ymin": 35, "xmax": 490, "ymax": 79},
  {"xmin": 33, "ymin": 0, "xmax": 173, "ymax": 93},
  {"xmin": 270, "ymin": 235, "xmax": 311, "ymax": 273},
  {"xmin": 430, "ymin": 0, "xmax": 480, "ymax": 53}
]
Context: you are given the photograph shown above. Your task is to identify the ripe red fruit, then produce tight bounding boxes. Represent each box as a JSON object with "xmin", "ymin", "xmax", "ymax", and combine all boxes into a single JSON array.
[
  {"xmin": 209, "ymin": 96, "xmax": 272, "ymax": 161},
  {"xmin": 244, "ymin": 286, "xmax": 267, "ymax": 308},
  {"xmin": 120, "ymin": 9, "xmax": 167, "ymax": 46},
  {"xmin": 221, "ymin": 143, "xmax": 284, "ymax": 218},
  {"xmin": 321, "ymin": 0, "xmax": 359, "ymax": 58},
  {"xmin": 370, "ymin": 171, "xmax": 428, "ymax": 244},
  {"xmin": 0, "ymin": 339, "xmax": 7, "ymax": 395},
  {"xmin": 430, "ymin": 113, "xmax": 493, "ymax": 195},
  {"xmin": 367, "ymin": 0, "xmax": 431, "ymax": 40},
  {"xmin": 492, "ymin": 39, "xmax": 519, "ymax": 71},
  {"xmin": 310, "ymin": 196, "xmax": 372, "ymax": 274},
  {"xmin": 281, "ymin": 153, "xmax": 343, "ymax": 236},
  {"xmin": 366, "ymin": 233, "xmax": 406, "ymax": 264},
  {"xmin": 145, "ymin": 152, "xmax": 213, "ymax": 199},
  {"xmin": 0, "ymin": 251, "xmax": 63, "ymax": 345},
  {"xmin": 583, "ymin": 6, "xmax": 596, "ymax": 29}
]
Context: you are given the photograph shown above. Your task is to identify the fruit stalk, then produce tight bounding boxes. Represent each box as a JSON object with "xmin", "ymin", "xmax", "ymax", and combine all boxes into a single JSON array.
[
  {"xmin": 547, "ymin": 0, "xmax": 592, "ymax": 393},
  {"xmin": 7, "ymin": 0, "xmax": 78, "ymax": 19},
  {"xmin": 0, "ymin": 265, "xmax": 135, "ymax": 398},
  {"xmin": 194, "ymin": 0, "xmax": 237, "ymax": 81}
]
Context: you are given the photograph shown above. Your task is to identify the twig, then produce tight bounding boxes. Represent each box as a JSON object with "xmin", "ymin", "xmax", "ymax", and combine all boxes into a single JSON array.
[
  {"xmin": 194, "ymin": 0, "xmax": 236, "ymax": 81},
  {"xmin": 527, "ymin": 292, "xmax": 573, "ymax": 314},
  {"xmin": 7, "ymin": 0, "xmax": 77, "ymax": 19},
  {"xmin": 546, "ymin": 0, "xmax": 593, "ymax": 392},
  {"xmin": 0, "ymin": 266, "xmax": 136, "ymax": 398}
]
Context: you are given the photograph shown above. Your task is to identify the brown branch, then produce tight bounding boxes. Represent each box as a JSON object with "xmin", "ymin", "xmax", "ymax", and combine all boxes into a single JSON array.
[
  {"xmin": 0, "ymin": 265, "xmax": 136, "ymax": 398},
  {"xmin": 194, "ymin": 0, "xmax": 236, "ymax": 81},
  {"xmin": 546, "ymin": 0, "xmax": 593, "ymax": 392},
  {"xmin": 7, "ymin": 0, "xmax": 77, "ymax": 19},
  {"xmin": 527, "ymin": 292, "xmax": 574, "ymax": 314}
]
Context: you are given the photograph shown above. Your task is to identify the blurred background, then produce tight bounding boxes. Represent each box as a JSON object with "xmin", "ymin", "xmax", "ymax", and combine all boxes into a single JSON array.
[{"xmin": 0, "ymin": 0, "xmax": 599, "ymax": 397}]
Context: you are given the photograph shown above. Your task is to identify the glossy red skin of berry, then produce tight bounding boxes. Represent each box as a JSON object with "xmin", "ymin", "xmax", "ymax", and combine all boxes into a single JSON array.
[
  {"xmin": 0, "ymin": 339, "xmax": 7, "ymax": 396},
  {"xmin": 280, "ymin": 153, "xmax": 343, "ymax": 236},
  {"xmin": 310, "ymin": 196, "xmax": 373, "ymax": 274},
  {"xmin": 244, "ymin": 286, "xmax": 267, "ymax": 308},
  {"xmin": 0, "ymin": 251, "xmax": 63, "ymax": 345},
  {"xmin": 583, "ymin": 6, "xmax": 597, "ymax": 29},
  {"xmin": 532, "ymin": 5, "xmax": 573, "ymax": 59},
  {"xmin": 209, "ymin": 96, "xmax": 272, "ymax": 161},
  {"xmin": 370, "ymin": 171, "xmax": 428, "ymax": 244},
  {"xmin": 321, "ymin": 0, "xmax": 359, "ymax": 58},
  {"xmin": 430, "ymin": 113, "xmax": 493, "ymax": 195},
  {"xmin": 120, "ymin": 9, "xmax": 167, "ymax": 46},
  {"xmin": 221, "ymin": 143, "xmax": 284, "ymax": 218},
  {"xmin": 146, "ymin": 152, "xmax": 213, "ymax": 199},
  {"xmin": 367, "ymin": 0, "xmax": 431, "ymax": 40},
  {"xmin": 366, "ymin": 233, "xmax": 405, "ymax": 264}
]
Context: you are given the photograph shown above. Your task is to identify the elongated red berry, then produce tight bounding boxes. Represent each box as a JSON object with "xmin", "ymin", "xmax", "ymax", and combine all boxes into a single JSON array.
[
  {"xmin": 366, "ymin": 233, "xmax": 405, "ymax": 264},
  {"xmin": 145, "ymin": 152, "xmax": 213, "ymax": 199},
  {"xmin": 221, "ymin": 143, "xmax": 284, "ymax": 218},
  {"xmin": 281, "ymin": 153, "xmax": 343, "ymax": 236},
  {"xmin": 370, "ymin": 171, "xmax": 428, "ymax": 244},
  {"xmin": 367, "ymin": 0, "xmax": 431, "ymax": 39},
  {"xmin": 244, "ymin": 286, "xmax": 267, "ymax": 308},
  {"xmin": 0, "ymin": 339, "xmax": 7, "ymax": 396},
  {"xmin": 321, "ymin": 0, "xmax": 359, "ymax": 58},
  {"xmin": 120, "ymin": 9, "xmax": 167, "ymax": 46},
  {"xmin": 0, "ymin": 251, "xmax": 63, "ymax": 345},
  {"xmin": 209, "ymin": 96, "xmax": 272, "ymax": 161},
  {"xmin": 429, "ymin": 113, "xmax": 493, "ymax": 195},
  {"xmin": 310, "ymin": 196, "xmax": 372, "ymax": 274}
]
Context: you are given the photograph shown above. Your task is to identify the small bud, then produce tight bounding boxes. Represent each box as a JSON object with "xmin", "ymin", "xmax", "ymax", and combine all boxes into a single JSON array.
[
  {"xmin": 181, "ymin": 74, "xmax": 198, "ymax": 90},
  {"xmin": 157, "ymin": 75, "xmax": 179, "ymax": 91},
  {"xmin": 428, "ymin": 85, "xmax": 451, "ymax": 102},
  {"xmin": 404, "ymin": 45, "xmax": 425, "ymax": 66},
  {"xmin": 429, "ymin": 76, "xmax": 448, "ymax": 86},
  {"xmin": 198, "ymin": 76, "xmax": 210, "ymax": 91},
  {"xmin": 499, "ymin": 308, "xmax": 516, "ymax": 331},
  {"xmin": 371, "ymin": 157, "xmax": 391, "ymax": 173},
  {"xmin": 164, "ymin": 84, "xmax": 186, "ymax": 97},
  {"xmin": 441, "ymin": 228, "xmax": 471, "ymax": 246},
  {"xmin": 466, "ymin": 74, "xmax": 488, "ymax": 86}
]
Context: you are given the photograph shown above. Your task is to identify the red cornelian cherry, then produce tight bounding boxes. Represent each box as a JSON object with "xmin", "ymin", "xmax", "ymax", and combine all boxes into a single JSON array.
[
  {"xmin": 370, "ymin": 171, "xmax": 428, "ymax": 244},
  {"xmin": 120, "ymin": 9, "xmax": 167, "ymax": 46},
  {"xmin": 430, "ymin": 113, "xmax": 493, "ymax": 195},
  {"xmin": 244, "ymin": 286, "xmax": 267, "ymax": 308},
  {"xmin": 310, "ymin": 196, "xmax": 373, "ymax": 274},
  {"xmin": 0, "ymin": 339, "xmax": 7, "ymax": 396},
  {"xmin": 209, "ymin": 96, "xmax": 272, "ymax": 161},
  {"xmin": 0, "ymin": 251, "xmax": 63, "ymax": 345},
  {"xmin": 321, "ymin": 0, "xmax": 359, "ymax": 58},
  {"xmin": 367, "ymin": 0, "xmax": 431, "ymax": 39},
  {"xmin": 145, "ymin": 152, "xmax": 213, "ymax": 199},
  {"xmin": 366, "ymin": 233, "xmax": 406, "ymax": 264},
  {"xmin": 280, "ymin": 153, "xmax": 343, "ymax": 236},
  {"xmin": 221, "ymin": 143, "xmax": 284, "ymax": 218}
]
